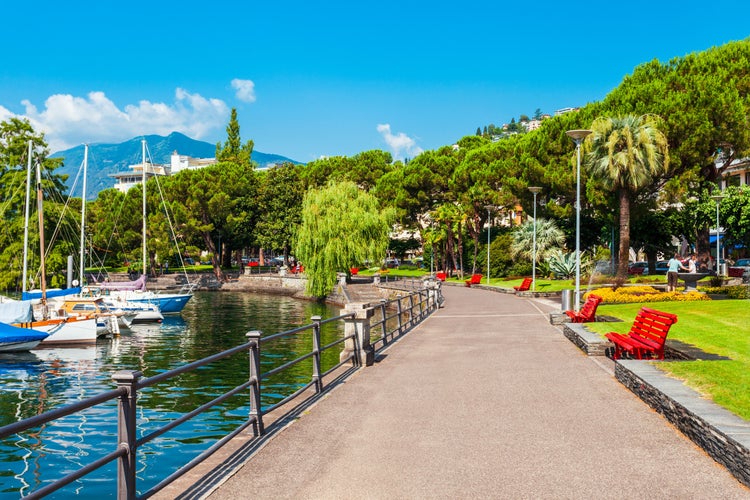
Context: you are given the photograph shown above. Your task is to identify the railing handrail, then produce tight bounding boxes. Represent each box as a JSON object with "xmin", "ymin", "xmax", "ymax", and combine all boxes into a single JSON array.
[{"xmin": 0, "ymin": 286, "xmax": 441, "ymax": 499}]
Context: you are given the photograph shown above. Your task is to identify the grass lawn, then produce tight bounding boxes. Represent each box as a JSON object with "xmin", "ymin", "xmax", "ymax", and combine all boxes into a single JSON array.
[{"xmin": 586, "ymin": 300, "xmax": 750, "ymax": 421}]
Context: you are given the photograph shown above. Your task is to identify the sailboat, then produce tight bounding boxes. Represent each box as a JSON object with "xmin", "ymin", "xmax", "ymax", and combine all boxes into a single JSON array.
[
  {"xmin": 93, "ymin": 139, "xmax": 194, "ymax": 314},
  {"xmin": 13, "ymin": 141, "xmax": 99, "ymax": 345}
]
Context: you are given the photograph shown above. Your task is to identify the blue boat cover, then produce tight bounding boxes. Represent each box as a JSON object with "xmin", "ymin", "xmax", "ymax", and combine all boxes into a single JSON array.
[
  {"xmin": 0, "ymin": 322, "xmax": 48, "ymax": 343},
  {"xmin": 22, "ymin": 287, "xmax": 81, "ymax": 301}
]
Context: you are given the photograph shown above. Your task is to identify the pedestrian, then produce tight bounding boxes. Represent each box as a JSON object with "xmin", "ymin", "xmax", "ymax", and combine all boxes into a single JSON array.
[
  {"xmin": 688, "ymin": 253, "xmax": 698, "ymax": 273},
  {"xmin": 666, "ymin": 253, "xmax": 685, "ymax": 292}
]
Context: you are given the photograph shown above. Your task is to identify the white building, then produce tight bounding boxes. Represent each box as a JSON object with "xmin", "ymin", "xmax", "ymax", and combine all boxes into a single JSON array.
[
  {"xmin": 170, "ymin": 151, "xmax": 217, "ymax": 174},
  {"xmin": 111, "ymin": 151, "xmax": 217, "ymax": 192}
]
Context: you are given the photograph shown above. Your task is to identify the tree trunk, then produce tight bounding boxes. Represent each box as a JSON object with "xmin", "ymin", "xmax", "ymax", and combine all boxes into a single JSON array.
[
  {"xmin": 617, "ymin": 188, "xmax": 631, "ymax": 278},
  {"xmin": 202, "ymin": 231, "xmax": 225, "ymax": 281}
]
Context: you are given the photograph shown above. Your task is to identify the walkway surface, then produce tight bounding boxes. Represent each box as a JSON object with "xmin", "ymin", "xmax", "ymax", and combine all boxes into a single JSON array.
[{"xmin": 203, "ymin": 286, "xmax": 749, "ymax": 499}]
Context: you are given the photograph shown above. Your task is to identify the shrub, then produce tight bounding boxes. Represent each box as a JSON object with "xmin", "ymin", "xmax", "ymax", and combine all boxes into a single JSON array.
[{"xmin": 585, "ymin": 285, "xmax": 711, "ymax": 304}]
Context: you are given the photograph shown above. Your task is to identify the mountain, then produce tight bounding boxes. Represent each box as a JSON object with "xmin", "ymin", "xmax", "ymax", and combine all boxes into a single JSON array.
[{"xmin": 51, "ymin": 132, "xmax": 302, "ymax": 198}]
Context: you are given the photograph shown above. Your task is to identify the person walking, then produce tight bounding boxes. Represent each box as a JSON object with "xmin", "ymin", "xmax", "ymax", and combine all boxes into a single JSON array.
[{"xmin": 666, "ymin": 253, "xmax": 686, "ymax": 292}]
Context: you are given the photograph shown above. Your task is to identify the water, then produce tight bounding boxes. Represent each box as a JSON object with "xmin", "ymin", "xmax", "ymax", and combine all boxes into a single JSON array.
[{"xmin": 0, "ymin": 292, "xmax": 345, "ymax": 498}]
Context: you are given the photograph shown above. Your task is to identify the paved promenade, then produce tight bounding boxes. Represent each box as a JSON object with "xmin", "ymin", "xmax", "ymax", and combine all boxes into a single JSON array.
[{"xmin": 205, "ymin": 286, "xmax": 749, "ymax": 499}]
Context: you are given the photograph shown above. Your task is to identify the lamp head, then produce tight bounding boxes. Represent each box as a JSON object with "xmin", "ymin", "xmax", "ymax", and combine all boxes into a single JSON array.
[
  {"xmin": 566, "ymin": 129, "xmax": 592, "ymax": 144},
  {"xmin": 528, "ymin": 186, "xmax": 542, "ymax": 195}
]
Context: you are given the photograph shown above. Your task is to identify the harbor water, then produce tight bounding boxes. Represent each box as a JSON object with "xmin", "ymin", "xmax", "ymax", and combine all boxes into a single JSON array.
[{"xmin": 0, "ymin": 291, "xmax": 344, "ymax": 498}]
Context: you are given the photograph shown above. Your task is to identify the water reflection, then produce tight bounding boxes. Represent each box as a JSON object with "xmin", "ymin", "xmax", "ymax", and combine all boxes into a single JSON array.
[{"xmin": 0, "ymin": 292, "xmax": 344, "ymax": 498}]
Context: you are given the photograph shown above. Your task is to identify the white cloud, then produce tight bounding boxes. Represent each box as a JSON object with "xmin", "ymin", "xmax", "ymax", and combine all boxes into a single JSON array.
[
  {"xmin": 16, "ymin": 89, "xmax": 229, "ymax": 152},
  {"xmin": 231, "ymin": 79, "xmax": 256, "ymax": 103},
  {"xmin": 376, "ymin": 123, "xmax": 423, "ymax": 160}
]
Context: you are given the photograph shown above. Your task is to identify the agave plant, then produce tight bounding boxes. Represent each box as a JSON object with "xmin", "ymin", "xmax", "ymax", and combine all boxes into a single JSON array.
[{"xmin": 547, "ymin": 249, "xmax": 594, "ymax": 279}]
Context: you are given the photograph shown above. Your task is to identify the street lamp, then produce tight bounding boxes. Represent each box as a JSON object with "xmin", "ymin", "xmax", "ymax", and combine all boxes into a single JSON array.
[
  {"xmin": 528, "ymin": 187, "xmax": 542, "ymax": 292},
  {"xmin": 711, "ymin": 194, "xmax": 726, "ymax": 274},
  {"xmin": 566, "ymin": 129, "xmax": 592, "ymax": 311},
  {"xmin": 485, "ymin": 205, "xmax": 493, "ymax": 285}
]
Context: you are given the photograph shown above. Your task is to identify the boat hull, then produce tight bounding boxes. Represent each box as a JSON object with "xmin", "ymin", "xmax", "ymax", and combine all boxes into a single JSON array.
[
  {"xmin": 129, "ymin": 293, "xmax": 192, "ymax": 314},
  {"xmin": 18, "ymin": 318, "xmax": 99, "ymax": 345}
]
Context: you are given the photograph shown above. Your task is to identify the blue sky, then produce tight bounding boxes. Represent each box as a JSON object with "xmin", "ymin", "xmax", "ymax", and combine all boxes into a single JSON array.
[{"xmin": 2, "ymin": 1, "xmax": 749, "ymax": 163}]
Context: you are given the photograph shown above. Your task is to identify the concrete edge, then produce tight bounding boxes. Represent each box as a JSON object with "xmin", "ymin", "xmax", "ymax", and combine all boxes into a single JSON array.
[
  {"xmin": 561, "ymin": 322, "xmax": 612, "ymax": 356},
  {"xmin": 615, "ymin": 360, "xmax": 750, "ymax": 488}
]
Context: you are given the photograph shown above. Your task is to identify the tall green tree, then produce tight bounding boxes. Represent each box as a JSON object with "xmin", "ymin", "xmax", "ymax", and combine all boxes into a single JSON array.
[
  {"xmin": 295, "ymin": 181, "xmax": 394, "ymax": 298},
  {"xmin": 255, "ymin": 163, "xmax": 305, "ymax": 263},
  {"xmin": 585, "ymin": 114, "xmax": 670, "ymax": 277},
  {"xmin": 0, "ymin": 118, "xmax": 70, "ymax": 291},
  {"xmin": 216, "ymin": 108, "xmax": 254, "ymax": 167}
]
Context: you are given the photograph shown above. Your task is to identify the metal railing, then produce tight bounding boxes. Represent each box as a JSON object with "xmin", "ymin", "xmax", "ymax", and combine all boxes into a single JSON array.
[
  {"xmin": 369, "ymin": 287, "xmax": 436, "ymax": 351},
  {"xmin": 0, "ymin": 287, "xmax": 440, "ymax": 499}
]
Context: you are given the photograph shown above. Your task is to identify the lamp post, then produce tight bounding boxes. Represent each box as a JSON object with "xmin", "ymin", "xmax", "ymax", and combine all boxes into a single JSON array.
[
  {"xmin": 566, "ymin": 129, "xmax": 592, "ymax": 311},
  {"xmin": 485, "ymin": 205, "xmax": 493, "ymax": 285},
  {"xmin": 528, "ymin": 187, "xmax": 542, "ymax": 292},
  {"xmin": 711, "ymin": 194, "xmax": 726, "ymax": 274}
]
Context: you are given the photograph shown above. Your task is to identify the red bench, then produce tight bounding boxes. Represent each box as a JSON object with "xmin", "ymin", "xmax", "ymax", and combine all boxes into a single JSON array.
[
  {"xmin": 565, "ymin": 294, "xmax": 602, "ymax": 323},
  {"xmin": 605, "ymin": 307, "xmax": 678, "ymax": 360},
  {"xmin": 513, "ymin": 277, "xmax": 532, "ymax": 292},
  {"xmin": 465, "ymin": 274, "xmax": 483, "ymax": 287}
]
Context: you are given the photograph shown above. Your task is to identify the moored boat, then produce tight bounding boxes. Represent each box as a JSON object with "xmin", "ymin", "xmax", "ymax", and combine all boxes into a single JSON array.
[{"xmin": 0, "ymin": 322, "xmax": 48, "ymax": 352}]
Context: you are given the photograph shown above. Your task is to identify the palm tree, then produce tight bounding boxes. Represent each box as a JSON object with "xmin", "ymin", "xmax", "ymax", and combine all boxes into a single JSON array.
[
  {"xmin": 585, "ymin": 114, "xmax": 669, "ymax": 278},
  {"xmin": 511, "ymin": 218, "xmax": 566, "ymax": 261}
]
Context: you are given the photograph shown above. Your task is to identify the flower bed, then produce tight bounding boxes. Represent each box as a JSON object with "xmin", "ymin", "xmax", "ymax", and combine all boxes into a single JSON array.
[{"xmin": 585, "ymin": 285, "xmax": 710, "ymax": 304}]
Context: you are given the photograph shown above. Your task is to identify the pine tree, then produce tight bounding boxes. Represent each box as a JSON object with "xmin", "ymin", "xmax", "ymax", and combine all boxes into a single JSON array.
[{"xmin": 216, "ymin": 108, "xmax": 254, "ymax": 167}]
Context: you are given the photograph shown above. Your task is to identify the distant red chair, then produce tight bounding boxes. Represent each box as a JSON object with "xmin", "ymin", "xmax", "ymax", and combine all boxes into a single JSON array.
[
  {"xmin": 465, "ymin": 274, "xmax": 483, "ymax": 287},
  {"xmin": 513, "ymin": 277, "xmax": 532, "ymax": 292},
  {"xmin": 436, "ymin": 272, "xmax": 447, "ymax": 281},
  {"xmin": 565, "ymin": 294, "xmax": 602, "ymax": 323},
  {"xmin": 350, "ymin": 267, "xmax": 359, "ymax": 275}
]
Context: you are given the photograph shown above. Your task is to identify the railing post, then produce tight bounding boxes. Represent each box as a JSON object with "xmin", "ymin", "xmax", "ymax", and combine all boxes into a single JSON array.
[
  {"xmin": 379, "ymin": 299, "xmax": 388, "ymax": 345},
  {"xmin": 113, "ymin": 370, "xmax": 142, "ymax": 500},
  {"xmin": 247, "ymin": 330, "xmax": 265, "ymax": 436},
  {"xmin": 409, "ymin": 292, "xmax": 419, "ymax": 326},
  {"xmin": 418, "ymin": 290, "xmax": 425, "ymax": 319},
  {"xmin": 340, "ymin": 303, "xmax": 374, "ymax": 367},
  {"xmin": 311, "ymin": 316, "xmax": 323, "ymax": 393},
  {"xmin": 396, "ymin": 297, "xmax": 403, "ymax": 335}
]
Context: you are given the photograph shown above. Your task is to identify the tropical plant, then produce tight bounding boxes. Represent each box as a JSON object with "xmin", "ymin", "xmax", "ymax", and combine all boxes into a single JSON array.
[
  {"xmin": 585, "ymin": 114, "xmax": 670, "ymax": 278},
  {"xmin": 546, "ymin": 249, "xmax": 577, "ymax": 279},
  {"xmin": 510, "ymin": 218, "xmax": 565, "ymax": 261}
]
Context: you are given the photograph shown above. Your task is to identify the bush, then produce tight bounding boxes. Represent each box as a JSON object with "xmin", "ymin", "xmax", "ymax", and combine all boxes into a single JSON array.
[
  {"xmin": 700, "ymin": 285, "xmax": 750, "ymax": 299},
  {"xmin": 586, "ymin": 285, "xmax": 711, "ymax": 304}
]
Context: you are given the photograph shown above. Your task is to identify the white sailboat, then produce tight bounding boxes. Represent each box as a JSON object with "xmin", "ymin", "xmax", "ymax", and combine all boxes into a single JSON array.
[{"xmin": 94, "ymin": 139, "xmax": 194, "ymax": 314}]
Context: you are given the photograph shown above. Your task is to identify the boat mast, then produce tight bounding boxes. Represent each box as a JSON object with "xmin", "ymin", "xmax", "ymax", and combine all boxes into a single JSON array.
[
  {"xmin": 141, "ymin": 139, "xmax": 147, "ymax": 278},
  {"xmin": 22, "ymin": 140, "xmax": 32, "ymax": 294},
  {"xmin": 36, "ymin": 160, "xmax": 48, "ymax": 312},
  {"xmin": 79, "ymin": 144, "xmax": 88, "ymax": 287}
]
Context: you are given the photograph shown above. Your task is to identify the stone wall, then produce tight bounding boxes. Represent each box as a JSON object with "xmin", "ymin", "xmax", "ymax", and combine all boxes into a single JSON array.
[{"xmin": 615, "ymin": 360, "xmax": 750, "ymax": 488}]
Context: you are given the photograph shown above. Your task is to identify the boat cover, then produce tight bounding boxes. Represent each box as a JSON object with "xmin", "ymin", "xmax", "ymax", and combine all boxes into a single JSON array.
[
  {"xmin": 22, "ymin": 287, "xmax": 82, "ymax": 301},
  {"xmin": 0, "ymin": 300, "xmax": 34, "ymax": 323},
  {"xmin": 0, "ymin": 322, "xmax": 48, "ymax": 343},
  {"xmin": 96, "ymin": 274, "xmax": 147, "ymax": 292}
]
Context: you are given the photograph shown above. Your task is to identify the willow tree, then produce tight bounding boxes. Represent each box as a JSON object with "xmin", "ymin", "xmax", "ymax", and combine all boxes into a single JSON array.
[
  {"xmin": 585, "ymin": 114, "xmax": 669, "ymax": 278},
  {"xmin": 295, "ymin": 181, "xmax": 394, "ymax": 298}
]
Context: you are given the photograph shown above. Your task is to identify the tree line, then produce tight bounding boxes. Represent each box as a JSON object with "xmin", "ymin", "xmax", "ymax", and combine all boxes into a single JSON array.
[{"xmin": 3, "ymin": 39, "xmax": 750, "ymax": 296}]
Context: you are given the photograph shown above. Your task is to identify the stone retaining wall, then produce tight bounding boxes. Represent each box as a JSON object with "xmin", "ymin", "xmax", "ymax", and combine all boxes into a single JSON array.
[{"xmin": 615, "ymin": 360, "xmax": 750, "ymax": 488}]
